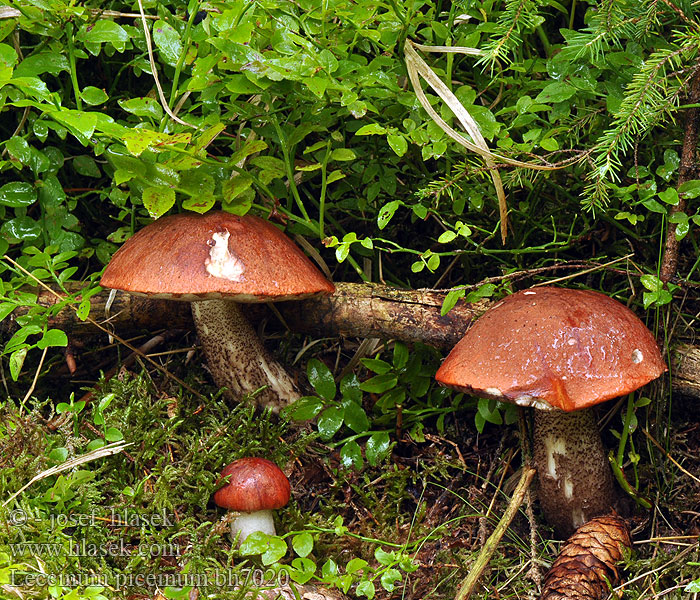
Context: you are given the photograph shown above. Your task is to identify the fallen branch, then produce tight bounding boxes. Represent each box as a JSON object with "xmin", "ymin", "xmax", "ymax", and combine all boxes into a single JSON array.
[{"xmin": 5, "ymin": 283, "xmax": 700, "ymax": 398}]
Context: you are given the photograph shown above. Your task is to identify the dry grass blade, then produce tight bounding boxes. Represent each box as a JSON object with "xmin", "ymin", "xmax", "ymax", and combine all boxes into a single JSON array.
[
  {"xmin": 404, "ymin": 40, "xmax": 575, "ymax": 244},
  {"xmin": 404, "ymin": 40, "xmax": 508, "ymax": 243},
  {"xmin": 539, "ymin": 514, "xmax": 632, "ymax": 600},
  {"xmin": 2, "ymin": 441, "xmax": 132, "ymax": 507}
]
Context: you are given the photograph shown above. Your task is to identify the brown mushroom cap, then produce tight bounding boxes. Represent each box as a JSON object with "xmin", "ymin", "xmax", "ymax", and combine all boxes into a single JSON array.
[
  {"xmin": 100, "ymin": 212, "xmax": 335, "ymax": 301},
  {"xmin": 435, "ymin": 287, "xmax": 667, "ymax": 411},
  {"xmin": 213, "ymin": 457, "xmax": 291, "ymax": 512}
]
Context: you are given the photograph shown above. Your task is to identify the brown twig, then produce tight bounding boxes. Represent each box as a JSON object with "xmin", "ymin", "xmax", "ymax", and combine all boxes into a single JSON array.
[{"xmin": 660, "ymin": 62, "xmax": 700, "ymax": 283}]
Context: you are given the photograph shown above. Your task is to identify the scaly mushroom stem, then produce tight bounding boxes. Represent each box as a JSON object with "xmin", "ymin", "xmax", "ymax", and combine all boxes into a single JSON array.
[
  {"xmin": 191, "ymin": 299, "xmax": 300, "ymax": 412},
  {"xmin": 533, "ymin": 409, "xmax": 617, "ymax": 538}
]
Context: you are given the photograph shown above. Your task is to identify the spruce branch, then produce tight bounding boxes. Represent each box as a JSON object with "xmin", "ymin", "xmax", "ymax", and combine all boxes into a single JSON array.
[
  {"xmin": 585, "ymin": 40, "xmax": 696, "ymax": 207},
  {"xmin": 477, "ymin": 0, "xmax": 545, "ymax": 69}
]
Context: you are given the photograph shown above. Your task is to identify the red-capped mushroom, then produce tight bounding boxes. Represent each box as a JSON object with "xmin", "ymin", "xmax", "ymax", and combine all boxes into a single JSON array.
[
  {"xmin": 100, "ymin": 211, "xmax": 335, "ymax": 411},
  {"xmin": 436, "ymin": 287, "xmax": 667, "ymax": 537},
  {"xmin": 213, "ymin": 457, "xmax": 291, "ymax": 543}
]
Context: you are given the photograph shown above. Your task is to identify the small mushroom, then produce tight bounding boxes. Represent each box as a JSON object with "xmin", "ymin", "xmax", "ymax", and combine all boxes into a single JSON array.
[
  {"xmin": 213, "ymin": 457, "xmax": 291, "ymax": 544},
  {"xmin": 435, "ymin": 287, "xmax": 667, "ymax": 537},
  {"xmin": 100, "ymin": 211, "xmax": 335, "ymax": 412}
]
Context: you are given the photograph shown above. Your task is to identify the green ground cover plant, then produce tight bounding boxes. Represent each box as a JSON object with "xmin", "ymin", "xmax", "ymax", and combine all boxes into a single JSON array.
[{"xmin": 1, "ymin": 0, "xmax": 699, "ymax": 598}]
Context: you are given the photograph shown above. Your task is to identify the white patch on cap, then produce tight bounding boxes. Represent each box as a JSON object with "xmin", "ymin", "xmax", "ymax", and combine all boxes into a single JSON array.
[
  {"xmin": 485, "ymin": 387, "xmax": 502, "ymax": 397},
  {"xmin": 632, "ymin": 349, "xmax": 643, "ymax": 364},
  {"xmin": 205, "ymin": 230, "xmax": 245, "ymax": 281},
  {"xmin": 567, "ymin": 338, "xmax": 576, "ymax": 346},
  {"xmin": 523, "ymin": 291, "xmax": 536, "ymax": 295}
]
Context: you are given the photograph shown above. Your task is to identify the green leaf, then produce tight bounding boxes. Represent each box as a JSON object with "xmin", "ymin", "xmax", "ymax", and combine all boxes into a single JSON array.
[
  {"xmin": 73, "ymin": 155, "xmax": 101, "ymax": 177},
  {"xmin": 289, "ymin": 396, "xmax": 324, "ymax": 421},
  {"xmin": 330, "ymin": 148, "xmax": 356, "ymax": 161},
  {"xmin": 346, "ymin": 558, "xmax": 368, "ymax": 574},
  {"xmin": 393, "ymin": 342, "xmax": 409, "ymax": 370},
  {"xmin": 317, "ymin": 407, "xmax": 344, "ymax": 439},
  {"xmin": 223, "ymin": 173, "xmax": 254, "ymax": 201},
  {"xmin": 37, "ymin": 329, "xmax": 68, "ymax": 349},
  {"xmin": 119, "ymin": 97, "xmax": 163, "ymax": 119},
  {"xmin": 9, "ymin": 347, "xmax": 28, "ymax": 381},
  {"xmin": 535, "ymin": 82, "xmax": 577, "ymax": 103},
  {"xmin": 153, "ymin": 20, "xmax": 183, "ymax": 66},
  {"xmin": 438, "ymin": 230, "xmax": 457, "ymax": 243},
  {"xmin": 360, "ymin": 373, "xmax": 397, "ymax": 394},
  {"xmin": 49, "ymin": 110, "xmax": 97, "ymax": 143},
  {"xmin": 81, "ymin": 86, "xmax": 109, "ymax": 106},
  {"xmin": 104, "ymin": 427, "xmax": 123, "ymax": 442},
  {"xmin": 478, "ymin": 397, "xmax": 502, "ymax": 425},
  {"xmin": 678, "ymin": 180, "xmax": 700, "ymax": 198},
  {"xmin": 182, "ymin": 195, "xmax": 215, "ymax": 214},
  {"xmin": 355, "ymin": 124, "xmax": 386, "ymax": 136},
  {"xmin": 261, "ymin": 536, "xmax": 288, "ymax": 565},
  {"xmin": 307, "ymin": 358, "xmax": 336, "ymax": 401},
  {"xmin": 386, "ymin": 133, "xmax": 408, "ymax": 156},
  {"xmin": 15, "ymin": 52, "xmax": 70, "ymax": 77},
  {"xmin": 374, "ymin": 547, "xmax": 394, "ymax": 566},
  {"xmin": 0, "ymin": 43, "xmax": 18, "ymax": 70},
  {"xmin": 292, "ymin": 533, "xmax": 314, "ymax": 557},
  {"xmin": 142, "ymin": 187, "xmax": 176, "ymax": 219},
  {"xmin": 360, "ymin": 358, "xmax": 392, "ymax": 375},
  {"xmin": 640, "ymin": 274, "xmax": 662, "ymax": 292},
  {"xmin": 658, "ymin": 188, "xmax": 679, "ymax": 205},
  {"xmin": 340, "ymin": 440, "xmax": 363, "ymax": 469},
  {"xmin": 641, "ymin": 198, "xmax": 666, "ymax": 214},
  {"xmin": 441, "ymin": 288, "xmax": 465, "ymax": 316},
  {"xmin": 1, "ymin": 216, "xmax": 41, "ymax": 242},
  {"xmin": 340, "ymin": 373, "xmax": 362, "ymax": 403},
  {"xmin": 377, "ymin": 200, "xmax": 400, "ymax": 230},
  {"xmin": 380, "ymin": 568, "xmax": 402, "ymax": 591},
  {"xmin": 0, "ymin": 182, "xmax": 36, "ymax": 207},
  {"xmin": 48, "ymin": 447, "xmax": 68, "ymax": 463},
  {"xmin": 365, "ymin": 431, "xmax": 391, "ymax": 466},
  {"xmin": 82, "ymin": 20, "xmax": 130, "ymax": 45},
  {"xmin": 356, "ymin": 580, "xmax": 375, "ymax": 599},
  {"xmin": 342, "ymin": 400, "xmax": 369, "ymax": 433}
]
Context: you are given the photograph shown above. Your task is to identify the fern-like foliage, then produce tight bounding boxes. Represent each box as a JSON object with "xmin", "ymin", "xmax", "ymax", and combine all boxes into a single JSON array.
[
  {"xmin": 585, "ymin": 29, "xmax": 699, "ymax": 208},
  {"xmin": 477, "ymin": 0, "xmax": 547, "ymax": 69}
]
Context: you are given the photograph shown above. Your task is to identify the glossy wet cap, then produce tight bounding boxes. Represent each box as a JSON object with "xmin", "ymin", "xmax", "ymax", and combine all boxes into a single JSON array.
[
  {"xmin": 213, "ymin": 457, "xmax": 291, "ymax": 511},
  {"xmin": 100, "ymin": 212, "xmax": 335, "ymax": 302},
  {"xmin": 435, "ymin": 287, "xmax": 667, "ymax": 411}
]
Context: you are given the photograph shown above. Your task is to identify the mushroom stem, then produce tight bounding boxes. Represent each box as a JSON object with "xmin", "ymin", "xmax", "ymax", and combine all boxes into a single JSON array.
[
  {"xmin": 191, "ymin": 299, "xmax": 300, "ymax": 411},
  {"xmin": 231, "ymin": 509, "xmax": 276, "ymax": 544},
  {"xmin": 533, "ymin": 409, "xmax": 617, "ymax": 538}
]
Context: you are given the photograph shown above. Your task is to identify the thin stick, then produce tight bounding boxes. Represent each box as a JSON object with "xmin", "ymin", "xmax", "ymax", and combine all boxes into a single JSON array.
[
  {"xmin": 21, "ymin": 346, "xmax": 47, "ymax": 405},
  {"xmin": 454, "ymin": 467, "xmax": 536, "ymax": 600}
]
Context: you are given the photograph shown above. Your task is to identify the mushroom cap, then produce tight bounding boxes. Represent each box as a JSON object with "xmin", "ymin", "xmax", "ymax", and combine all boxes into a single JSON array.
[
  {"xmin": 100, "ymin": 212, "xmax": 335, "ymax": 302},
  {"xmin": 435, "ymin": 287, "xmax": 667, "ymax": 411},
  {"xmin": 213, "ymin": 457, "xmax": 291, "ymax": 511}
]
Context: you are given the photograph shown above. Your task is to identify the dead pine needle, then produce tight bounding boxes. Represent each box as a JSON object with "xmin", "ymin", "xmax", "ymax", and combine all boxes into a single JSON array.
[{"xmin": 454, "ymin": 466, "xmax": 536, "ymax": 600}]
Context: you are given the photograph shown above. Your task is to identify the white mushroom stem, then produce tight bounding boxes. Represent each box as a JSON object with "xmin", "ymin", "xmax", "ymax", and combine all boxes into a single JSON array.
[
  {"xmin": 533, "ymin": 409, "xmax": 617, "ymax": 538},
  {"xmin": 231, "ymin": 509, "xmax": 276, "ymax": 544},
  {"xmin": 191, "ymin": 299, "xmax": 300, "ymax": 412}
]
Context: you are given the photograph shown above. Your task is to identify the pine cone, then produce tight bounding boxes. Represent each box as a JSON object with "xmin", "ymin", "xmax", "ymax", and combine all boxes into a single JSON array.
[{"xmin": 540, "ymin": 515, "xmax": 632, "ymax": 600}]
